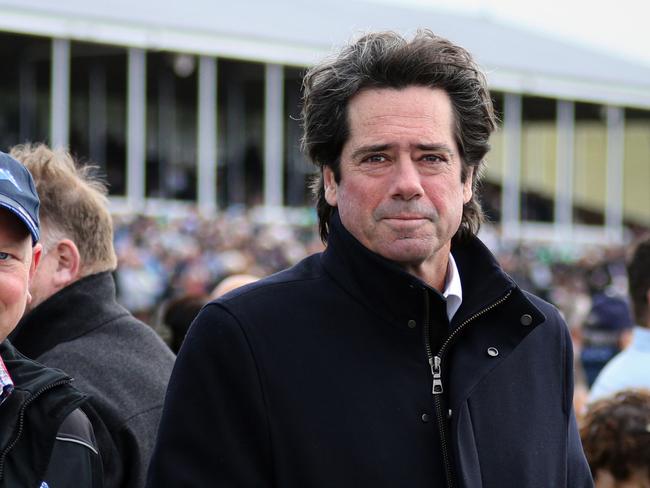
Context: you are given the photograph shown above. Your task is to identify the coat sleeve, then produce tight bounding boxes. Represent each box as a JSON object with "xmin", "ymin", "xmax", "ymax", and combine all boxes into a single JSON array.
[
  {"xmin": 567, "ymin": 408, "xmax": 593, "ymax": 487},
  {"xmin": 43, "ymin": 408, "xmax": 104, "ymax": 488},
  {"xmin": 146, "ymin": 303, "xmax": 273, "ymax": 487},
  {"xmin": 562, "ymin": 324, "xmax": 594, "ymax": 487}
]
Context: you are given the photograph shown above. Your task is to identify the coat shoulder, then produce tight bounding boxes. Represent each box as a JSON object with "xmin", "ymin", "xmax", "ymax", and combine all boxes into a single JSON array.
[{"xmin": 523, "ymin": 290, "xmax": 566, "ymax": 328}]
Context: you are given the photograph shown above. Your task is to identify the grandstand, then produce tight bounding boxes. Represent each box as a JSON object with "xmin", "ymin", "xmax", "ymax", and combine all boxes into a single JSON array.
[{"xmin": 1, "ymin": 0, "xmax": 649, "ymax": 245}]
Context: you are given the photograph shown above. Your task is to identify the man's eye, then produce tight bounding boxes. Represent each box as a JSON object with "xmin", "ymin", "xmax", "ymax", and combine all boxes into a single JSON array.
[
  {"xmin": 422, "ymin": 155, "xmax": 446, "ymax": 163},
  {"xmin": 364, "ymin": 154, "xmax": 387, "ymax": 163},
  {"xmin": 0, "ymin": 252, "xmax": 10, "ymax": 261}
]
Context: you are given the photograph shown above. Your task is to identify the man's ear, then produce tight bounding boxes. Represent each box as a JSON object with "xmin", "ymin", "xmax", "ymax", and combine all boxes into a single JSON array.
[
  {"xmin": 323, "ymin": 167, "xmax": 338, "ymax": 207},
  {"xmin": 30, "ymin": 243, "xmax": 42, "ymax": 280},
  {"xmin": 26, "ymin": 243, "xmax": 42, "ymax": 306},
  {"xmin": 462, "ymin": 165, "xmax": 474, "ymax": 204},
  {"xmin": 51, "ymin": 239, "xmax": 82, "ymax": 287}
]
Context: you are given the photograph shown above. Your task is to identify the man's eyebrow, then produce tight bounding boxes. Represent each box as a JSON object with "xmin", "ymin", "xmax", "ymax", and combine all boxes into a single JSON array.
[
  {"xmin": 416, "ymin": 143, "xmax": 455, "ymax": 155},
  {"xmin": 350, "ymin": 144, "xmax": 392, "ymax": 160}
]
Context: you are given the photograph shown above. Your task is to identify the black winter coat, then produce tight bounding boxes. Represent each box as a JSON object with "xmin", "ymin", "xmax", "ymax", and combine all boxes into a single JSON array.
[
  {"xmin": 0, "ymin": 340, "xmax": 102, "ymax": 488},
  {"xmin": 147, "ymin": 214, "xmax": 593, "ymax": 487}
]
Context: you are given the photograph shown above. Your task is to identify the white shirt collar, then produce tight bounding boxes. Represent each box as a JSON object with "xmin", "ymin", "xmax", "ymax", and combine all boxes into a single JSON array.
[{"xmin": 442, "ymin": 253, "xmax": 463, "ymax": 321}]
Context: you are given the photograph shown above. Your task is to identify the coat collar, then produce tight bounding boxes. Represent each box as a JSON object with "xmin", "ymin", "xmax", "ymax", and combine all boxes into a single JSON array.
[
  {"xmin": 0, "ymin": 340, "xmax": 83, "ymax": 457},
  {"xmin": 321, "ymin": 212, "xmax": 548, "ymax": 412},
  {"xmin": 10, "ymin": 272, "xmax": 129, "ymax": 359},
  {"xmin": 321, "ymin": 211, "xmax": 443, "ymax": 331},
  {"xmin": 0, "ymin": 340, "xmax": 87, "ymax": 486},
  {"xmin": 0, "ymin": 340, "xmax": 72, "ymax": 399},
  {"xmin": 320, "ymin": 211, "xmax": 533, "ymax": 330}
]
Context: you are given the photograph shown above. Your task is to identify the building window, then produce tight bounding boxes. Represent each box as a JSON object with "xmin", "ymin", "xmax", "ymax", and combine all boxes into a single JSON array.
[
  {"xmin": 574, "ymin": 102, "xmax": 606, "ymax": 225},
  {"xmin": 521, "ymin": 96, "xmax": 556, "ymax": 223},
  {"xmin": 70, "ymin": 42, "xmax": 128, "ymax": 195},
  {"xmin": 145, "ymin": 52, "xmax": 198, "ymax": 200},
  {"xmin": 623, "ymin": 108, "xmax": 650, "ymax": 230},
  {"xmin": 0, "ymin": 33, "xmax": 50, "ymax": 151}
]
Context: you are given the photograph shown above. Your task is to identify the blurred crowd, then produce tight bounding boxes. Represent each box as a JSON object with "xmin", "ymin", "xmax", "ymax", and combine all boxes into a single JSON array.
[
  {"xmin": 112, "ymin": 208, "xmax": 640, "ymax": 390},
  {"xmin": 111, "ymin": 207, "xmax": 323, "ymax": 334}
]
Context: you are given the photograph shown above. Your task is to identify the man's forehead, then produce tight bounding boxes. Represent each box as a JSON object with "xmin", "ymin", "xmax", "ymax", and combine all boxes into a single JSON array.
[{"xmin": 345, "ymin": 86, "xmax": 456, "ymax": 143}]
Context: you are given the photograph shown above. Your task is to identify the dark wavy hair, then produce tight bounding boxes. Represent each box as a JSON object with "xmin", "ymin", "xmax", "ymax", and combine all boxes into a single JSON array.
[
  {"xmin": 580, "ymin": 389, "xmax": 650, "ymax": 482},
  {"xmin": 301, "ymin": 30, "xmax": 497, "ymax": 242}
]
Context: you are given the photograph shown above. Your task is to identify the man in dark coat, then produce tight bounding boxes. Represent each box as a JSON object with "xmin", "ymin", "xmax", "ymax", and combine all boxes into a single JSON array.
[
  {"xmin": 147, "ymin": 30, "xmax": 592, "ymax": 487},
  {"xmin": 0, "ymin": 151, "xmax": 102, "ymax": 487},
  {"xmin": 8, "ymin": 144, "xmax": 176, "ymax": 488}
]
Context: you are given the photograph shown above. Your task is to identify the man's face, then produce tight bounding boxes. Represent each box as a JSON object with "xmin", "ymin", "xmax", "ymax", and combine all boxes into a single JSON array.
[
  {"xmin": 0, "ymin": 208, "xmax": 41, "ymax": 340},
  {"xmin": 323, "ymin": 86, "xmax": 472, "ymax": 283}
]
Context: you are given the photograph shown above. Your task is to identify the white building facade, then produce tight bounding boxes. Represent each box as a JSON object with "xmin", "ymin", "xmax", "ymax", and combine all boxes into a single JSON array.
[{"xmin": 1, "ymin": 0, "xmax": 649, "ymax": 244}]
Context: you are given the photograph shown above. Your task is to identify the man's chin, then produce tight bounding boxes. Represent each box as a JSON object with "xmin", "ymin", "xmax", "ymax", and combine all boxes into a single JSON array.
[{"xmin": 375, "ymin": 239, "xmax": 435, "ymax": 264}]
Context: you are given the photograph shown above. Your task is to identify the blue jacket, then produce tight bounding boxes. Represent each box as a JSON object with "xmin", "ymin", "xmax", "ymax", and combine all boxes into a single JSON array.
[{"xmin": 148, "ymin": 214, "xmax": 592, "ymax": 487}]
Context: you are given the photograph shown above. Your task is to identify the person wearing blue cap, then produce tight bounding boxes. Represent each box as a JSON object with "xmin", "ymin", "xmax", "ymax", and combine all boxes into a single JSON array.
[{"xmin": 0, "ymin": 151, "xmax": 102, "ymax": 487}]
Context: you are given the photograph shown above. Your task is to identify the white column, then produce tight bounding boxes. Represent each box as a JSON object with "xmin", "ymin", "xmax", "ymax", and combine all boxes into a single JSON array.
[
  {"xmin": 264, "ymin": 63, "xmax": 284, "ymax": 208},
  {"xmin": 605, "ymin": 106, "xmax": 625, "ymax": 241},
  {"xmin": 127, "ymin": 48, "xmax": 146, "ymax": 209},
  {"xmin": 554, "ymin": 100, "xmax": 575, "ymax": 236},
  {"xmin": 501, "ymin": 93, "xmax": 522, "ymax": 239},
  {"xmin": 197, "ymin": 56, "xmax": 218, "ymax": 214},
  {"xmin": 50, "ymin": 38, "xmax": 70, "ymax": 149}
]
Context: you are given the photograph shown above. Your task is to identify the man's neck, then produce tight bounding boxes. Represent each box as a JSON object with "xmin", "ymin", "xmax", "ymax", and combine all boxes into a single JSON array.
[{"xmin": 402, "ymin": 252, "xmax": 450, "ymax": 292}]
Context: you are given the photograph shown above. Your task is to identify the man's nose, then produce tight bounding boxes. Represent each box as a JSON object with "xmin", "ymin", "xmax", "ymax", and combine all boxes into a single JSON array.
[{"xmin": 390, "ymin": 159, "xmax": 424, "ymax": 200}]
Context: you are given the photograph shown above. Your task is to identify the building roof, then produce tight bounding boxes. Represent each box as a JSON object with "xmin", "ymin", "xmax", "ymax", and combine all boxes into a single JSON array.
[{"xmin": 2, "ymin": 0, "xmax": 650, "ymax": 107}]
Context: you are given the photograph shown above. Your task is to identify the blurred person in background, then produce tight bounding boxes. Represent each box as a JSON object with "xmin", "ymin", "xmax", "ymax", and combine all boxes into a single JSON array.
[
  {"xmin": 161, "ymin": 293, "xmax": 207, "ymax": 354},
  {"xmin": 580, "ymin": 264, "xmax": 634, "ymax": 388},
  {"xmin": 147, "ymin": 30, "xmax": 591, "ymax": 488},
  {"xmin": 0, "ymin": 152, "xmax": 102, "ymax": 487},
  {"xmin": 580, "ymin": 389, "xmax": 650, "ymax": 487},
  {"xmin": 210, "ymin": 273, "xmax": 260, "ymax": 300},
  {"xmin": 160, "ymin": 276, "xmax": 260, "ymax": 354},
  {"xmin": 589, "ymin": 235, "xmax": 650, "ymax": 402},
  {"xmin": 8, "ymin": 144, "xmax": 175, "ymax": 488},
  {"xmin": 548, "ymin": 264, "xmax": 592, "ymax": 415}
]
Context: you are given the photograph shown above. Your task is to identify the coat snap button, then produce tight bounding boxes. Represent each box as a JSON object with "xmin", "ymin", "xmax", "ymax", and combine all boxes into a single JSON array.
[
  {"xmin": 421, "ymin": 413, "xmax": 431, "ymax": 423},
  {"xmin": 487, "ymin": 347, "xmax": 499, "ymax": 357},
  {"xmin": 407, "ymin": 319, "xmax": 417, "ymax": 329},
  {"xmin": 520, "ymin": 314, "xmax": 533, "ymax": 326}
]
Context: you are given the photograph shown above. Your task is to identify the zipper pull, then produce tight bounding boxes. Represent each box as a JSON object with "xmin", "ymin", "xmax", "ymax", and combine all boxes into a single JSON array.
[{"xmin": 429, "ymin": 356, "xmax": 443, "ymax": 395}]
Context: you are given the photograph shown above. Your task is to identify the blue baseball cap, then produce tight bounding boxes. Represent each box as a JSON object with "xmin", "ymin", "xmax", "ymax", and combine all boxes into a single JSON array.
[{"xmin": 0, "ymin": 151, "xmax": 40, "ymax": 244}]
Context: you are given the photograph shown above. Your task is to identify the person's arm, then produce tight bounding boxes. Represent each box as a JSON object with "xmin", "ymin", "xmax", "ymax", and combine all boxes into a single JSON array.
[
  {"xmin": 146, "ymin": 303, "xmax": 272, "ymax": 487},
  {"xmin": 43, "ymin": 408, "xmax": 103, "ymax": 487},
  {"xmin": 562, "ymin": 325, "xmax": 594, "ymax": 487}
]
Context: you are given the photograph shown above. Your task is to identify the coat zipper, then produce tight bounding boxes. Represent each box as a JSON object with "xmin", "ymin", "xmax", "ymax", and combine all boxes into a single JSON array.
[
  {"xmin": 0, "ymin": 378, "xmax": 73, "ymax": 480},
  {"xmin": 423, "ymin": 288, "xmax": 513, "ymax": 488}
]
